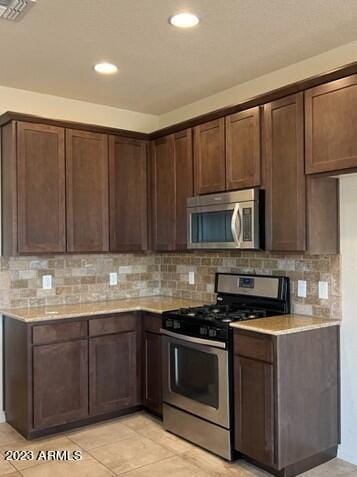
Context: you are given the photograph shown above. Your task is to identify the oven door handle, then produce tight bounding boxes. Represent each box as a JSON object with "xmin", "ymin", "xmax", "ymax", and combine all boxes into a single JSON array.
[{"xmin": 160, "ymin": 329, "xmax": 227, "ymax": 349}]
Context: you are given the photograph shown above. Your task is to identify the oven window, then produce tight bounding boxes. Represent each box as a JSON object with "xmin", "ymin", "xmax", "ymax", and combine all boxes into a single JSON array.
[
  {"xmin": 191, "ymin": 210, "xmax": 234, "ymax": 243},
  {"xmin": 169, "ymin": 343, "xmax": 219, "ymax": 409}
]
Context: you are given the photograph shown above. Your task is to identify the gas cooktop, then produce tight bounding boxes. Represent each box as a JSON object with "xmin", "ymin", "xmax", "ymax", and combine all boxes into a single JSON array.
[{"xmin": 173, "ymin": 304, "xmax": 268, "ymax": 324}]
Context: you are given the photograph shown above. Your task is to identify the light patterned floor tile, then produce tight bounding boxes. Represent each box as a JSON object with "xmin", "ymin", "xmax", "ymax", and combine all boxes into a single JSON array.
[
  {"xmin": 301, "ymin": 457, "xmax": 357, "ymax": 476},
  {"xmin": 0, "ymin": 424, "xmax": 24, "ymax": 447},
  {"xmin": 136, "ymin": 426, "xmax": 194, "ymax": 454},
  {"xmin": 120, "ymin": 455, "xmax": 211, "ymax": 477},
  {"xmin": 19, "ymin": 454, "xmax": 114, "ymax": 477},
  {"xmin": 0, "ymin": 436, "xmax": 85, "ymax": 471},
  {"xmin": 0, "ymin": 452, "xmax": 18, "ymax": 476},
  {"xmin": 68, "ymin": 420, "xmax": 138, "ymax": 450},
  {"xmin": 88, "ymin": 434, "xmax": 174, "ymax": 475},
  {"xmin": 182, "ymin": 446, "xmax": 272, "ymax": 477},
  {"xmin": 119, "ymin": 413, "xmax": 162, "ymax": 432}
]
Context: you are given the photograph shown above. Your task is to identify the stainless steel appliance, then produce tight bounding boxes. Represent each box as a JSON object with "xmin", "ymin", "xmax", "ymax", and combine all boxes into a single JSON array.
[
  {"xmin": 186, "ymin": 189, "xmax": 262, "ymax": 250},
  {"xmin": 161, "ymin": 273, "xmax": 290, "ymax": 460}
]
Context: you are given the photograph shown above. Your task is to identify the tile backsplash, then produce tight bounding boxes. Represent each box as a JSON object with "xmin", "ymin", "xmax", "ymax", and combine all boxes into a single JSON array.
[
  {"xmin": 0, "ymin": 254, "xmax": 161, "ymax": 309},
  {"xmin": 0, "ymin": 251, "xmax": 341, "ymax": 319},
  {"xmin": 160, "ymin": 252, "xmax": 341, "ymax": 320}
]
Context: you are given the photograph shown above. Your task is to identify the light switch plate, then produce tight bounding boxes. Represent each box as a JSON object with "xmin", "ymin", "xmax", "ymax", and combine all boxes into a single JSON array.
[
  {"xmin": 297, "ymin": 280, "xmax": 307, "ymax": 298},
  {"xmin": 42, "ymin": 274, "xmax": 52, "ymax": 289},
  {"xmin": 188, "ymin": 271, "xmax": 195, "ymax": 285},
  {"xmin": 109, "ymin": 272, "xmax": 118, "ymax": 286},
  {"xmin": 318, "ymin": 281, "xmax": 329, "ymax": 300}
]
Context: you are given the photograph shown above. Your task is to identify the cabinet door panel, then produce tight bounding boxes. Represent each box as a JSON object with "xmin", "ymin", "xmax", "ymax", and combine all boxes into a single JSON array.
[
  {"xmin": 33, "ymin": 340, "xmax": 88, "ymax": 429},
  {"xmin": 142, "ymin": 330, "xmax": 162, "ymax": 415},
  {"xmin": 174, "ymin": 129, "xmax": 193, "ymax": 250},
  {"xmin": 89, "ymin": 332, "xmax": 139, "ymax": 415},
  {"xmin": 305, "ymin": 75, "xmax": 357, "ymax": 174},
  {"xmin": 194, "ymin": 118, "xmax": 225, "ymax": 194},
  {"xmin": 66, "ymin": 129, "xmax": 109, "ymax": 252},
  {"xmin": 17, "ymin": 122, "xmax": 65, "ymax": 254},
  {"xmin": 226, "ymin": 107, "xmax": 261, "ymax": 190},
  {"xmin": 264, "ymin": 93, "xmax": 306, "ymax": 251},
  {"xmin": 109, "ymin": 136, "xmax": 148, "ymax": 252},
  {"xmin": 234, "ymin": 355, "xmax": 275, "ymax": 466},
  {"xmin": 151, "ymin": 137, "xmax": 175, "ymax": 251}
]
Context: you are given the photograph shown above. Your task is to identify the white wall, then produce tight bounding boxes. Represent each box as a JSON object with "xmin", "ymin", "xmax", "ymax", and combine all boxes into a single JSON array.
[
  {"xmin": 0, "ymin": 85, "xmax": 158, "ymax": 133},
  {"xmin": 158, "ymin": 39, "xmax": 357, "ymax": 128},
  {"xmin": 339, "ymin": 175, "xmax": 357, "ymax": 464}
]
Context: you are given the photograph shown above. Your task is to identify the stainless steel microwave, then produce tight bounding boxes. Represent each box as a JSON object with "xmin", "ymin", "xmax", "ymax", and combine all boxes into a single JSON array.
[{"xmin": 187, "ymin": 189, "xmax": 262, "ymax": 250}]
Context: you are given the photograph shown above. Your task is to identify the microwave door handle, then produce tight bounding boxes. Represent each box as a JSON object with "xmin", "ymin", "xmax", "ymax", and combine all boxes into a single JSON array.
[{"xmin": 231, "ymin": 204, "xmax": 242, "ymax": 246}]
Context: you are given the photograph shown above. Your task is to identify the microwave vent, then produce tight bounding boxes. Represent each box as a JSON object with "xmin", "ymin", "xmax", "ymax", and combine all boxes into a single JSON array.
[{"xmin": 0, "ymin": 0, "xmax": 36, "ymax": 21}]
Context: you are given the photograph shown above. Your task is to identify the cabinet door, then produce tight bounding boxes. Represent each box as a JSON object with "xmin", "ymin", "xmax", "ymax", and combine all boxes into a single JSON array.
[
  {"xmin": 264, "ymin": 93, "xmax": 306, "ymax": 251},
  {"xmin": 194, "ymin": 118, "xmax": 225, "ymax": 194},
  {"xmin": 142, "ymin": 330, "xmax": 162, "ymax": 415},
  {"xmin": 305, "ymin": 75, "xmax": 357, "ymax": 174},
  {"xmin": 109, "ymin": 136, "xmax": 148, "ymax": 252},
  {"xmin": 174, "ymin": 129, "xmax": 194, "ymax": 250},
  {"xmin": 234, "ymin": 355, "xmax": 275, "ymax": 466},
  {"xmin": 151, "ymin": 136, "xmax": 175, "ymax": 251},
  {"xmin": 17, "ymin": 122, "xmax": 65, "ymax": 254},
  {"xmin": 33, "ymin": 340, "xmax": 88, "ymax": 429},
  {"xmin": 66, "ymin": 129, "xmax": 109, "ymax": 252},
  {"xmin": 89, "ymin": 332, "xmax": 139, "ymax": 415},
  {"xmin": 226, "ymin": 107, "xmax": 261, "ymax": 190}
]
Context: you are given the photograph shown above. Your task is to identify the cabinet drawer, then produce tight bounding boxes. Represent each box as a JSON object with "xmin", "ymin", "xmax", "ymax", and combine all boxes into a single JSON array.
[
  {"xmin": 32, "ymin": 320, "xmax": 87, "ymax": 345},
  {"xmin": 89, "ymin": 313, "xmax": 137, "ymax": 336},
  {"xmin": 234, "ymin": 331, "xmax": 273, "ymax": 363},
  {"xmin": 143, "ymin": 314, "xmax": 162, "ymax": 334}
]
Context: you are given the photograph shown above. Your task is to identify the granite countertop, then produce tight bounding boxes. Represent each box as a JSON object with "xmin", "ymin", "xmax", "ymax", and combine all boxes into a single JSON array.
[
  {"xmin": 230, "ymin": 314, "xmax": 341, "ymax": 335},
  {"xmin": 0, "ymin": 296, "xmax": 206, "ymax": 323}
]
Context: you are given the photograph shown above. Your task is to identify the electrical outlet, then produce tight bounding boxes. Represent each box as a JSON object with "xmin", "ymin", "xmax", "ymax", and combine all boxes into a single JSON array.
[
  {"xmin": 42, "ymin": 274, "xmax": 52, "ymax": 290},
  {"xmin": 318, "ymin": 281, "xmax": 329, "ymax": 300},
  {"xmin": 109, "ymin": 272, "xmax": 118, "ymax": 286},
  {"xmin": 188, "ymin": 271, "xmax": 195, "ymax": 285},
  {"xmin": 297, "ymin": 280, "xmax": 307, "ymax": 298}
]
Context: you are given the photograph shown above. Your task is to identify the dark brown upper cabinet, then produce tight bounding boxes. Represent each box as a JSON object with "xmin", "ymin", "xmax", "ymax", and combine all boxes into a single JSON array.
[
  {"xmin": 66, "ymin": 129, "xmax": 109, "ymax": 252},
  {"xmin": 109, "ymin": 136, "xmax": 148, "ymax": 252},
  {"xmin": 264, "ymin": 93, "xmax": 306, "ymax": 252},
  {"xmin": 151, "ymin": 136, "xmax": 176, "ymax": 251},
  {"xmin": 305, "ymin": 75, "xmax": 357, "ymax": 174},
  {"xmin": 151, "ymin": 130, "xmax": 194, "ymax": 251},
  {"xmin": 2, "ymin": 121, "xmax": 66, "ymax": 255},
  {"xmin": 226, "ymin": 107, "xmax": 261, "ymax": 190},
  {"xmin": 173, "ymin": 129, "xmax": 194, "ymax": 250},
  {"xmin": 194, "ymin": 118, "xmax": 225, "ymax": 194}
]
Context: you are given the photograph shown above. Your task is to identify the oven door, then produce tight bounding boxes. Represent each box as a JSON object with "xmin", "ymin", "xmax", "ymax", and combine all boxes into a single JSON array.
[{"xmin": 161, "ymin": 330, "xmax": 230, "ymax": 428}]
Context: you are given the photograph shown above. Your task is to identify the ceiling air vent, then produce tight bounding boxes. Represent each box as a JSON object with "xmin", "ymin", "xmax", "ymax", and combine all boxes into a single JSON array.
[{"xmin": 0, "ymin": 0, "xmax": 36, "ymax": 21}]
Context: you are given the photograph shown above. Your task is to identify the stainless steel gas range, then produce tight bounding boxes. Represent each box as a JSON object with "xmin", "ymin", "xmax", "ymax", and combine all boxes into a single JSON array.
[{"xmin": 161, "ymin": 272, "xmax": 290, "ymax": 460}]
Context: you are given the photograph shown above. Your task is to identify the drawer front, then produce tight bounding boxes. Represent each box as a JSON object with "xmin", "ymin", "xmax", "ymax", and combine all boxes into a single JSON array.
[
  {"xmin": 234, "ymin": 331, "xmax": 273, "ymax": 363},
  {"xmin": 33, "ymin": 320, "xmax": 87, "ymax": 345},
  {"xmin": 143, "ymin": 313, "xmax": 162, "ymax": 334},
  {"xmin": 89, "ymin": 313, "xmax": 137, "ymax": 336}
]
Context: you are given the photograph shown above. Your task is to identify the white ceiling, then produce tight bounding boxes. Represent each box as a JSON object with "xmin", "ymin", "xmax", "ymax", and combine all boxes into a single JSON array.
[{"xmin": 1, "ymin": 0, "xmax": 357, "ymax": 115}]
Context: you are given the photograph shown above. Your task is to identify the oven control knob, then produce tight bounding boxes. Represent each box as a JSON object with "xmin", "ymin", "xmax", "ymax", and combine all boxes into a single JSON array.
[
  {"xmin": 166, "ymin": 319, "xmax": 173, "ymax": 328},
  {"xmin": 200, "ymin": 327, "xmax": 208, "ymax": 336},
  {"xmin": 208, "ymin": 328, "xmax": 217, "ymax": 337},
  {"xmin": 173, "ymin": 320, "xmax": 181, "ymax": 329}
]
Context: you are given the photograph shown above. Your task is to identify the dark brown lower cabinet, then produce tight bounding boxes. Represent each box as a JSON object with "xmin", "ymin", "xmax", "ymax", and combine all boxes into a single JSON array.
[
  {"xmin": 234, "ymin": 327, "xmax": 340, "ymax": 477},
  {"xmin": 89, "ymin": 332, "xmax": 139, "ymax": 415},
  {"xmin": 4, "ymin": 312, "xmax": 162, "ymax": 439},
  {"xmin": 142, "ymin": 314, "xmax": 162, "ymax": 415},
  {"xmin": 33, "ymin": 340, "xmax": 89, "ymax": 429}
]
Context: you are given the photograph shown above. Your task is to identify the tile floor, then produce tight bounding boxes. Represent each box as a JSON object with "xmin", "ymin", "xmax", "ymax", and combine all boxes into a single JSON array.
[{"xmin": 0, "ymin": 412, "xmax": 356, "ymax": 477}]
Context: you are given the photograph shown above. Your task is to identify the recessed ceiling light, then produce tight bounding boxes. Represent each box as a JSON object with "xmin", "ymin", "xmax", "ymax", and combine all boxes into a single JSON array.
[
  {"xmin": 169, "ymin": 13, "xmax": 200, "ymax": 28},
  {"xmin": 94, "ymin": 62, "xmax": 118, "ymax": 75}
]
